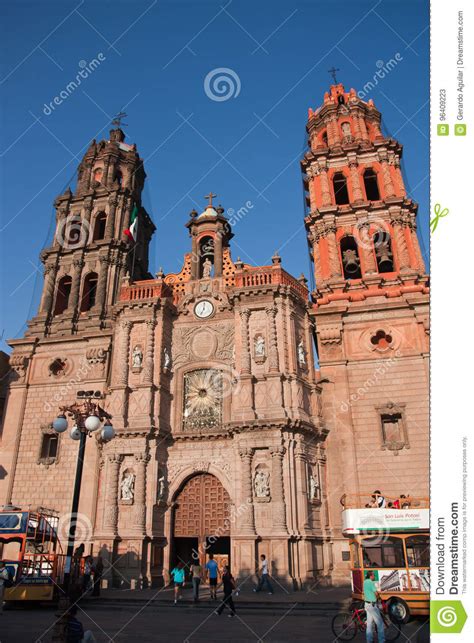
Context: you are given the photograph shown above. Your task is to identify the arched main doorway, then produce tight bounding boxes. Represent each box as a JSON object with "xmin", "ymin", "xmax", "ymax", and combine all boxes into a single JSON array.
[{"xmin": 172, "ymin": 473, "xmax": 231, "ymax": 569}]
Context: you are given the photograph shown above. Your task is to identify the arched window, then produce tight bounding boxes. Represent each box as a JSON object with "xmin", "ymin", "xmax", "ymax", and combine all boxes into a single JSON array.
[
  {"xmin": 93, "ymin": 212, "xmax": 107, "ymax": 241},
  {"xmin": 183, "ymin": 368, "xmax": 223, "ymax": 430},
  {"xmin": 340, "ymin": 236, "xmax": 361, "ymax": 279},
  {"xmin": 199, "ymin": 236, "xmax": 214, "ymax": 278},
  {"xmin": 363, "ymin": 168, "xmax": 381, "ymax": 201},
  {"xmin": 321, "ymin": 131, "xmax": 328, "ymax": 147},
  {"xmin": 80, "ymin": 272, "xmax": 98, "ymax": 312},
  {"xmin": 333, "ymin": 172, "xmax": 349, "ymax": 205},
  {"xmin": 54, "ymin": 276, "xmax": 72, "ymax": 315},
  {"xmin": 93, "ymin": 167, "xmax": 103, "ymax": 184},
  {"xmin": 114, "ymin": 170, "xmax": 123, "ymax": 187},
  {"xmin": 373, "ymin": 232, "xmax": 394, "ymax": 273},
  {"xmin": 67, "ymin": 217, "xmax": 84, "ymax": 247}
]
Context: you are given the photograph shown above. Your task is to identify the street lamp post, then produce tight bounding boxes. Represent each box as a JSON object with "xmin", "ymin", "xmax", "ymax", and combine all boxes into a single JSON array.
[{"xmin": 52, "ymin": 390, "xmax": 115, "ymax": 593}]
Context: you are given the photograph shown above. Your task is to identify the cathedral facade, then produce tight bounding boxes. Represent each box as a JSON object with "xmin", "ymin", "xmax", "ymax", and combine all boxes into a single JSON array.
[{"xmin": 0, "ymin": 84, "xmax": 429, "ymax": 588}]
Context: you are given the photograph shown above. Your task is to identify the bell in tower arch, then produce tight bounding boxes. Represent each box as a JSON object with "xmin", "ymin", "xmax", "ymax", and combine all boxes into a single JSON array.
[{"xmin": 340, "ymin": 236, "xmax": 362, "ymax": 279}]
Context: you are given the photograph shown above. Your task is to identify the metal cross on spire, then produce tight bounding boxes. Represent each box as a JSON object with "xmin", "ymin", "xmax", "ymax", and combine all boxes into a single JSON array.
[
  {"xmin": 204, "ymin": 192, "xmax": 217, "ymax": 207},
  {"xmin": 328, "ymin": 67, "xmax": 340, "ymax": 84},
  {"xmin": 111, "ymin": 110, "xmax": 128, "ymax": 128}
]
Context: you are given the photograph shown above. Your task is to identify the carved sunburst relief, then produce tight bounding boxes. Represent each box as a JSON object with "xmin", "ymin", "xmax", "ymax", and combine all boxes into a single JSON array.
[{"xmin": 183, "ymin": 368, "xmax": 223, "ymax": 430}]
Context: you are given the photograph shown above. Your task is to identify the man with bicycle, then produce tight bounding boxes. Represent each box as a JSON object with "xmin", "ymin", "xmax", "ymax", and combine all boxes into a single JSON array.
[{"xmin": 364, "ymin": 571, "xmax": 385, "ymax": 643}]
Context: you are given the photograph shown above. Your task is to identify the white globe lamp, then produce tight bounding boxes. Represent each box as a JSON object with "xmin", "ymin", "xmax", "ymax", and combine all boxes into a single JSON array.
[
  {"xmin": 52, "ymin": 414, "xmax": 68, "ymax": 433},
  {"xmin": 85, "ymin": 414, "xmax": 101, "ymax": 432}
]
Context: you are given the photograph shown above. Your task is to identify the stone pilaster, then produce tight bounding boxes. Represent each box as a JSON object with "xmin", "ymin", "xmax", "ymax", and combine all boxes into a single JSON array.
[
  {"xmin": 238, "ymin": 448, "xmax": 256, "ymax": 534},
  {"xmin": 358, "ymin": 223, "xmax": 377, "ymax": 274},
  {"xmin": 132, "ymin": 453, "xmax": 149, "ymax": 535},
  {"xmin": 270, "ymin": 446, "xmax": 287, "ymax": 532},
  {"xmin": 143, "ymin": 318, "xmax": 156, "ymax": 385},
  {"xmin": 379, "ymin": 152, "xmax": 396, "ymax": 198},
  {"xmin": 239, "ymin": 309, "xmax": 251, "ymax": 374},
  {"xmin": 318, "ymin": 164, "xmax": 332, "ymax": 207},
  {"xmin": 105, "ymin": 193, "xmax": 119, "ymax": 239},
  {"xmin": 266, "ymin": 305, "xmax": 279, "ymax": 372},
  {"xmin": 324, "ymin": 223, "xmax": 342, "ymax": 278},
  {"xmin": 103, "ymin": 454, "xmax": 121, "ymax": 535},
  {"xmin": 69, "ymin": 258, "xmax": 84, "ymax": 315},
  {"xmin": 118, "ymin": 320, "xmax": 132, "ymax": 386},
  {"xmin": 391, "ymin": 214, "xmax": 412, "ymax": 272},
  {"xmin": 348, "ymin": 158, "xmax": 364, "ymax": 202},
  {"xmin": 41, "ymin": 264, "xmax": 58, "ymax": 315},
  {"xmin": 294, "ymin": 442, "xmax": 311, "ymax": 532},
  {"xmin": 95, "ymin": 255, "xmax": 109, "ymax": 312}
]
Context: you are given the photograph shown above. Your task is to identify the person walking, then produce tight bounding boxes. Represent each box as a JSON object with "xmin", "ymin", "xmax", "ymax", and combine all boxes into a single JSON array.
[
  {"xmin": 170, "ymin": 562, "xmax": 186, "ymax": 604},
  {"xmin": 364, "ymin": 571, "xmax": 385, "ymax": 643},
  {"xmin": 253, "ymin": 554, "xmax": 274, "ymax": 594},
  {"xmin": 205, "ymin": 554, "xmax": 219, "ymax": 600},
  {"xmin": 82, "ymin": 556, "xmax": 93, "ymax": 593},
  {"xmin": 92, "ymin": 555, "xmax": 104, "ymax": 597},
  {"xmin": 191, "ymin": 560, "xmax": 203, "ymax": 602},
  {"xmin": 0, "ymin": 561, "xmax": 11, "ymax": 614},
  {"xmin": 215, "ymin": 565, "xmax": 236, "ymax": 618}
]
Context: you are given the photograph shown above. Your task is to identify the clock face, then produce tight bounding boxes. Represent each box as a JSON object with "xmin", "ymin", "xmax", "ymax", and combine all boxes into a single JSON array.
[{"xmin": 194, "ymin": 300, "xmax": 214, "ymax": 319}]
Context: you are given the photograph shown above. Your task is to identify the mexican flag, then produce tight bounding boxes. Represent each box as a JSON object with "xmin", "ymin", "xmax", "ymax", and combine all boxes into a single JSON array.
[{"xmin": 124, "ymin": 204, "xmax": 139, "ymax": 242}]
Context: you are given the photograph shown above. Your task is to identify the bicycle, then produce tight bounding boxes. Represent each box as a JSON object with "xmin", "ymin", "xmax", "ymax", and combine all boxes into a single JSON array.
[{"xmin": 332, "ymin": 601, "xmax": 402, "ymax": 641}]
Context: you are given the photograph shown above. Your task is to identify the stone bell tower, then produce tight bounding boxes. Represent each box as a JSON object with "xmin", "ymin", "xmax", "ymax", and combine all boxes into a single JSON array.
[
  {"xmin": 27, "ymin": 126, "xmax": 155, "ymax": 337},
  {"xmin": 301, "ymin": 83, "xmax": 429, "ymax": 580}
]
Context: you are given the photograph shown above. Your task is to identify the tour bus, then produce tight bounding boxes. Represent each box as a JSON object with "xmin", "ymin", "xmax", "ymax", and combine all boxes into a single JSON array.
[
  {"xmin": 0, "ymin": 506, "xmax": 67, "ymax": 602},
  {"xmin": 341, "ymin": 493, "xmax": 430, "ymax": 622}
]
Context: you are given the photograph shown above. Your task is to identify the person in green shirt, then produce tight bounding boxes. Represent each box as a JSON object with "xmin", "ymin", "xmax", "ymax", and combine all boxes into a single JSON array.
[{"xmin": 363, "ymin": 572, "xmax": 385, "ymax": 643}]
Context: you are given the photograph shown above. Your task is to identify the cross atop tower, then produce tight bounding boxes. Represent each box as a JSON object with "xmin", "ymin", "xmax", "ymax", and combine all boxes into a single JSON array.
[
  {"xmin": 204, "ymin": 192, "xmax": 217, "ymax": 207},
  {"xmin": 328, "ymin": 67, "xmax": 340, "ymax": 84},
  {"xmin": 111, "ymin": 110, "xmax": 128, "ymax": 128}
]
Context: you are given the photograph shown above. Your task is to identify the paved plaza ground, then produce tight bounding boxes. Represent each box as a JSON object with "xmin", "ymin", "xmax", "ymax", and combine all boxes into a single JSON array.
[{"xmin": 1, "ymin": 586, "xmax": 428, "ymax": 642}]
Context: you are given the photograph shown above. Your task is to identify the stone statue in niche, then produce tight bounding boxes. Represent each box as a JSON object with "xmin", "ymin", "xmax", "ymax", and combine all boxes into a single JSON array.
[
  {"xmin": 309, "ymin": 473, "xmax": 320, "ymax": 501},
  {"xmin": 202, "ymin": 258, "xmax": 212, "ymax": 279},
  {"xmin": 163, "ymin": 347, "xmax": 171, "ymax": 370},
  {"xmin": 120, "ymin": 471, "xmax": 135, "ymax": 501},
  {"xmin": 254, "ymin": 469, "xmax": 270, "ymax": 499},
  {"xmin": 132, "ymin": 345, "xmax": 143, "ymax": 369},
  {"xmin": 297, "ymin": 340, "xmax": 306, "ymax": 367},
  {"xmin": 254, "ymin": 335, "xmax": 265, "ymax": 357},
  {"xmin": 157, "ymin": 475, "xmax": 166, "ymax": 500}
]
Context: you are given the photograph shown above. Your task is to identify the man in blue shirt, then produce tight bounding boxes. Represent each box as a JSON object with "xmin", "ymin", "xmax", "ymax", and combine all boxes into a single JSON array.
[
  {"xmin": 205, "ymin": 554, "xmax": 219, "ymax": 600},
  {"xmin": 364, "ymin": 572, "xmax": 385, "ymax": 643}
]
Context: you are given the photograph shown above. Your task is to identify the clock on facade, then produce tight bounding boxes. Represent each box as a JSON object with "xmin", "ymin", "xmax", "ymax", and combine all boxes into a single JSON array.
[{"xmin": 194, "ymin": 300, "xmax": 214, "ymax": 319}]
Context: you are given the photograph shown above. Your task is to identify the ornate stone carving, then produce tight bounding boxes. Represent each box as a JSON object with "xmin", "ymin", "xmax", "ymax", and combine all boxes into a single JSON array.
[
  {"xmin": 183, "ymin": 368, "xmax": 223, "ymax": 431},
  {"xmin": 254, "ymin": 468, "xmax": 270, "ymax": 499},
  {"xmin": 120, "ymin": 470, "xmax": 135, "ymax": 502},
  {"xmin": 239, "ymin": 309, "xmax": 251, "ymax": 374},
  {"xmin": 131, "ymin": 344, "xmax": 143, "ymax": 371},
  {"xmin": 10, "ymin": 354, "xmax": 29, "ymax": 382}
]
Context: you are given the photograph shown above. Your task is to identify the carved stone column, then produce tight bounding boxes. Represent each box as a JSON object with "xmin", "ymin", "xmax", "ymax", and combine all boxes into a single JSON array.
[
  {"xmin": 82, "ymin": 198, "xmax": 94, "ymax": 240},
  {"xmin": 270, "ymin": 446, "xmax": 287, "ymax": 532},
  {"xmin": 294, "ymin": 441, "xmax": 311, "ymax": 531},
  {"xmin": 41, "ymin": 264, "xmax": 58, "ymax": 315},
  {"xmin": 69, "ymin": 259, "xmax": 84, "ymax": 315},
  {"xmin": 318, "ymin": 165, "xmax": 332, "ymax": 207},
  {"xmin": 324, "ymin": 223, "xmax": 342, "ymax": 278},
  {"xmin": 266, "ymin": 305, "xmax": 279, "ymax": 372},
  {"xmin": 391, "ymin": 215, "xmax": 411, "ymax": 272},
  {"xmin": 379, "ymin": 153, "xmax": 396, "ymax": 198},
  {"xmin": 118, "ymin": 320, "xmax": 132, "ymax": 386},
  {"xmin": 348, "ymin": 158, "xmax": 364, "ymax": 202},
  {"xmin": 393, "ymin": 157, "xmax": 406, "ymax": 197},
  {"xmin": 103, "ymin": 454, "xmax": 121, "ymax": 535},
  {"xmin": 143, "ymin": 318, "xmax": 156, "ymax": 385},
  {"xmin": 133, "ymin": 454, "xmax": 149, "ymax": 535},
  {"xmin": 408, "ymin": 221, "xmax": 426, "ymax": 272},
  {"xmin": 358, "ymin": 115, "xmax": 369, "ymax": 141},
  {"xmin": 358, "ymin": 223, "xmax": 377, "ymax": 274},
  {"xmin": 351, "ymin": 110, "xmax": 362, "ymax": 141},
  {"xmin": 308, "ymin": 229, "xmax": 323, "ymax": 284},
  {"xmin": 105, "ymin": 193, "xmax": 119, "ymax": 240},
  {"xmin": 95, "ymin": 256, "xmax": 109, "ymax": 312},
  {"xmin": 239, "ymin": 309, "xmax": 251, "ymax": 374},
  {"xmin": 238, "ymin": 448, "xmax": 256, "ymax": 534}
]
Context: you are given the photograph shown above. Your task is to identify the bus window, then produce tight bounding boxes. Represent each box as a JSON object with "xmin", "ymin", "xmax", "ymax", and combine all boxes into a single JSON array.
[
  {"xmin": 351, "ymin": 542, "xmax": 361, "ymax": 568},
  {"xmin": 405, "ymin": 535, "xmax": 429, "ymax": 567},
  {"xmin": 361, "ymin": 536, "xmax": 405, "ymax": 568}
]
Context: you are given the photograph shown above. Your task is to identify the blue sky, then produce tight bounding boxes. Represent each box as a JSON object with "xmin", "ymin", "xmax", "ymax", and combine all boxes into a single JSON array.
[{"xmin": 0, "ymin": 0, "xmax": 429, "ymax": 352}]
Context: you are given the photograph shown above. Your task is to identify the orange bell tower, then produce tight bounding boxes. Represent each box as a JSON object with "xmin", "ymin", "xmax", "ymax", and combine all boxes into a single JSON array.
[{"xmin": 301, "ymin": 83, "xmax": 429, "ymax": 580}]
